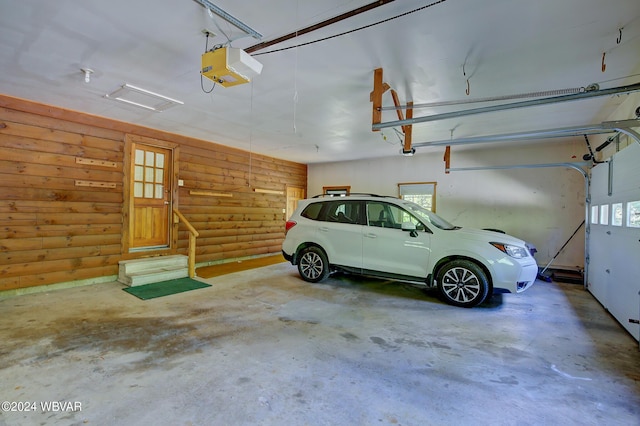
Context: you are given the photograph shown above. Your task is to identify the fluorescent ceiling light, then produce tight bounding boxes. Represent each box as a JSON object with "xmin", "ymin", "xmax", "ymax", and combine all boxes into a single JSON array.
[
  {"xmin": 192, "ymin": 0, "xmax": 262, "ymax": 39},
  {"xmin": 105, "ymin": 84, "xmax": 184, "ymax": 112}
]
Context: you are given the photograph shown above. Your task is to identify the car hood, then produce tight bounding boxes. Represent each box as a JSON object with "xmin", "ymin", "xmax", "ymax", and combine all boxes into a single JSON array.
[{"xmin": 451, "ymin": 227, "xmax": 527, "ymax": 246}]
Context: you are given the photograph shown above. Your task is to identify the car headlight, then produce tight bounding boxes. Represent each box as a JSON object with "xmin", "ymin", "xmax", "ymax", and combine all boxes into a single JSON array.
[{"xmin": 490, "ymin": 242, "xmax": 529, "ymax": 259}]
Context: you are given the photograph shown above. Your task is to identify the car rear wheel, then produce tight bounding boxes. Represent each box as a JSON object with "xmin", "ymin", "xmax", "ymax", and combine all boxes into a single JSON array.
[
  {"xmin": 297, "ymin": 246, "xmax": 329, "ymax": 283},
  {"xmin": 437, "ymin": 260, "xmax": 489, "ymax": 308}
]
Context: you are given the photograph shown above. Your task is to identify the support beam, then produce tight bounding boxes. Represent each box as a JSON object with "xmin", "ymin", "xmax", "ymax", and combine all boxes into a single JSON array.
[
  {"xmin": 390, "ymin": 90, "xmax": 409, "ymax": 134},
  {"xmin": 403, "ymin": 101, "xmax": 413, "ymax": 154},
  {"xmin": 370, "ymin": 68, "xmax": 389, "ymax": 131},
  {"xmin": 389, "ymin": 91, "xmax": 415, "ymax": 154},
  {"xmin": 443, "ymin": 146, "xmax": 450, "ymax": 174}
]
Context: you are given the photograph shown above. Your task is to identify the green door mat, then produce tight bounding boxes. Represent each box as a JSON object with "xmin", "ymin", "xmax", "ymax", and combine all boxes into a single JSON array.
[{"xmin": 123, "ymin": 277, "xmax": 211, "ymax": 300}]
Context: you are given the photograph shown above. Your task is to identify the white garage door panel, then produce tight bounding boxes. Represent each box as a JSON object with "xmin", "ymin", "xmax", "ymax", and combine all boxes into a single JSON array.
[
  {"xmin": 588, "ymin": 142, "xmax": 640, "ymax": 341},
  {"xmin": 587, "ymin": 226, "xmax": 610, "ymax": 306},
  {"xmin": 608, "ymin": 227, "xmax": 640, "ymax": 338}
]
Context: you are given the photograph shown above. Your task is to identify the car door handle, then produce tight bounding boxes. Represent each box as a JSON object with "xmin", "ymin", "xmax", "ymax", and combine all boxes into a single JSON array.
[
  {"xmin": 364, "ymin": 233, "xmax": 377, "ymax": 238},
  {"xmin": 319, "ymin": 227, "xmax": 329, "ymax": 232}
]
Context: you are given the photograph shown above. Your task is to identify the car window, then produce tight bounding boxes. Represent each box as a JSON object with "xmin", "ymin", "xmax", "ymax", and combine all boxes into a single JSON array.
[
  {"xmin": 324, "ymin": 200, "xmax": 363, "ymax": 224},
  {"xmin": 367, "ymin": 202, "xmax": 426, "ymax": 231},
  {"xmin": 300, "ymin": 202, "xmax": 323, "ymax": 220},
  {"xmin": 401, "ymin": 201, "xmax": 456, "ymax": 230}
]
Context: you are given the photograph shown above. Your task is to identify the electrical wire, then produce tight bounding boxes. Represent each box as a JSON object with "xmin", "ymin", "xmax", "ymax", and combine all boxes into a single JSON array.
[
  {"xmin": 200, "ymin": 31, "xmax": 216, "ymax": 93},
  {"xmin": 252, "ymin": 0, "xmax": 449, "ymax": 56},
  {"xmin": 201, "ymin": 75, "xmax": 216, "ymax": 93}
]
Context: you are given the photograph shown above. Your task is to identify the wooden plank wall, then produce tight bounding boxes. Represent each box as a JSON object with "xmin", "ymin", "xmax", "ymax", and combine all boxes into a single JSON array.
[{"xmin": 0, "ymin": 95, "xmax": 307, "ymax": 292}]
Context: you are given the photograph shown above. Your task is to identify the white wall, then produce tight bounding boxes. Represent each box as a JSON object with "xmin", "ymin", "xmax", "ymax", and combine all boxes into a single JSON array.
[{"xmin": 309, "ymin": 139, "xmax": 588, "ymax": 268}]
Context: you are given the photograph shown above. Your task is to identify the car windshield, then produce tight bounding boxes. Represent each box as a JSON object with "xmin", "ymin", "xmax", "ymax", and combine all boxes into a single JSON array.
[{"xmin": 402, "ymin": 201, "xmax": 457, "ymax": 230}]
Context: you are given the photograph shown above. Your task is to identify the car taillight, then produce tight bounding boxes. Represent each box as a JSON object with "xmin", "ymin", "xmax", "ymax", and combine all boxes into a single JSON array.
[{"xmin": 285, "ymin": 220, "xmax": 297, "ymax": 234}]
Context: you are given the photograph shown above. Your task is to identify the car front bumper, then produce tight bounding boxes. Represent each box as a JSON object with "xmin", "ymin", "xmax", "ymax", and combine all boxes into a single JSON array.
[{"xmin": 514, "ymin": 262, "xmax": 538, "ymax": 293}]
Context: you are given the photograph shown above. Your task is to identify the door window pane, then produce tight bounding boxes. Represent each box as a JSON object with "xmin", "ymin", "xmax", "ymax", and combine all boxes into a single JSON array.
[
  {"xmin": 611, "ymin": 203, "xmax": 623, "ymax": 226},
  {"xmin": 135, "ymin": 149, "xmax": 144, "ymax": 165},
  {"xmin": 134, "ymin": 182, "xmax": 143, "ymax": 198},
  {"xmin": 145, "ymin": 183, "xmax": 154, "ymax": 198},
  {"xmin": 627, "ymin": 201, "xmax": 640, "ymax": 228},
  {"xmin": 599, "ymin": 205, "xmax": 609, "ymax": 225},
  {"xmin": 591, "ymin": 205, "xmax": 599, "ymax": 224}
]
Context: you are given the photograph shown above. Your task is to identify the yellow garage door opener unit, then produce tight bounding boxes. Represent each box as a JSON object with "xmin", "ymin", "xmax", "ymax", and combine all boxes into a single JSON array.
[{"xmin": 201, "ymin": 47, "xmax": 263, "ymax": 88}]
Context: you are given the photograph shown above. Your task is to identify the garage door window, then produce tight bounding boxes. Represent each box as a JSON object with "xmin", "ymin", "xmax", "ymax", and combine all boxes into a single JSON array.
[
  {"xmin": 591, "ymin": 205, "xmax": 599, "ymax": 224},
  {"xmin": 627, "ymin": 200, "xmax": 640, "ymax": 228},
  {"xmin": 599, "ymin": 204, "xmax": 609, "ymax": 225},
  {"xmin": 611, "ymin": 203, "xmax": 623, "ymax": 226}
]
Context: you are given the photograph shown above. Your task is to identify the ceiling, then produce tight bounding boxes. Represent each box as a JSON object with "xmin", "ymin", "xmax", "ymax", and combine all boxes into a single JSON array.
[{"xmin": 1, "ymin": 0, "xmax": 639, "ymax": 164}]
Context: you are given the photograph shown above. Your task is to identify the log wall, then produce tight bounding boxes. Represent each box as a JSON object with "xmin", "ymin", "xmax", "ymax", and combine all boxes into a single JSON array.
[{"xmin": 0, "ymin": 95, "xmax": 306, "ymax": 292}]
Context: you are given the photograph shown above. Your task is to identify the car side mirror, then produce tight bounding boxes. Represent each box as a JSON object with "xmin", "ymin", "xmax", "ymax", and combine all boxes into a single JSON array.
[{"xmin": 401, "ymin": 222, "xmax": 418, "ymax": 237}]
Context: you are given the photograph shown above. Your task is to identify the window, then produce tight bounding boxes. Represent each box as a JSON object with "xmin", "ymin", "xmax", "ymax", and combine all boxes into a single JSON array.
[
  {"xmin": 611, "ymin": 203, "xmax": 623, "ymax": 226},
  {"xmin": 366, "ymin": 202, "xmax": 425, "ymax": 231},
  {"xmin": 398, "ymin": 182, "xmax": 436, "ymax": 212},
  {"xmin": 627, "ymin": 200, "xmax": 640, "ymax": 228},
  {"xmin": 329, "ymin": 200, "xmax": 363, "ymax": 224},
  {"xmin": 599, "ymin": 204, "xmax": 609, "ymax": 225},
  {"xmin": 300, "ymin": 202, "xmax": 323, "ymax": 220},
  {"xmin": 591, "ymin": 205, "xmax": 599, "ymax": 224},
  {"xmin": 323, "ymin": 186, "xmax": 350, "ymax": 196},
  {"xmin": 134, "ymin": 148, "xmax": 165, "ymax": 199}
]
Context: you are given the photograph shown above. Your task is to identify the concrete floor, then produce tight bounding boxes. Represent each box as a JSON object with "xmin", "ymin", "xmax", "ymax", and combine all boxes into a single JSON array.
[{"xmin": 1, "ymin": 263, "xmax": 639, "ymax": 426}]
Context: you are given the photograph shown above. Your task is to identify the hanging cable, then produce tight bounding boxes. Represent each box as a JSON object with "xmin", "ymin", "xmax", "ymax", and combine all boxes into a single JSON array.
[{"xmin": 200, "ymin": 32, "xmax": 216, "ymax": 93}]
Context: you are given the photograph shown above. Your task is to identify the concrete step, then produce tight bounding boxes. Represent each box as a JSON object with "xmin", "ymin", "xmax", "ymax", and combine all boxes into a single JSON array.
[{"xmin": 118, "ymin": 255, "xmax": 189, "ymax": 287}]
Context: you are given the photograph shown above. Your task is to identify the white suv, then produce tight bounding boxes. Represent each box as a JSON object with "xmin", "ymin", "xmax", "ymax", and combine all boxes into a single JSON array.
[{"xmin": 282, "ymin": 194, "xmax": 538, "ymax": 308}]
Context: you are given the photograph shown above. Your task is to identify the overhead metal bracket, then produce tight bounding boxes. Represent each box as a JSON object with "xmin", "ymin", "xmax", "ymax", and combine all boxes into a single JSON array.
[
  {"xmin": 192, "ymin": 0, "xmax": 263, "ymax": 39},
  {"xmin": 412, "ymin": 119, "xmax": 640, "ymax": 149},
  {"xmin": 372, "ymin": 82, "xmax": 640, "ymax": 131}
]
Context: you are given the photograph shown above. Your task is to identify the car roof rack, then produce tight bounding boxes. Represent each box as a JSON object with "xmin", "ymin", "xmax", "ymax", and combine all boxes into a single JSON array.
[{"xmin": 311, "ymin": 193, "xmax": 397, "ymax": 199}]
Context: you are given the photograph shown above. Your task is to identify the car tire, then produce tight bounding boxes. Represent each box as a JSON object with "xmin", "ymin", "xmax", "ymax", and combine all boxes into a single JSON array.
[
  {"xmin": 297, "ymin": 246, "xmax": 329, "ymax": 283},
  {"xmin": 437, "ymin": 259, "xmax": 489, "ymax": 308}
]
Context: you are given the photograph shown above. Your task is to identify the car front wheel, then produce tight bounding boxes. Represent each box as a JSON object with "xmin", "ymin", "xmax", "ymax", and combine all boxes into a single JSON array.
[
  {"xmin": 437, "ymin": 260, "xmax": 489, "ymax": 308},
  {"xmin": 297, "ymin": 246, "xmax": 329, "ymax": 283}
]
